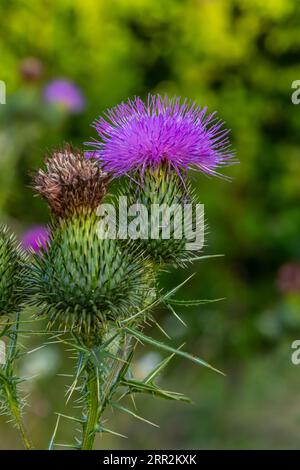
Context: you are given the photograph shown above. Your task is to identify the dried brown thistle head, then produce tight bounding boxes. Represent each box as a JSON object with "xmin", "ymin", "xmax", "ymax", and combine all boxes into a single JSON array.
[{"xmin": 33, "ymin": 145, "xmax": 109, "ymax": 218}]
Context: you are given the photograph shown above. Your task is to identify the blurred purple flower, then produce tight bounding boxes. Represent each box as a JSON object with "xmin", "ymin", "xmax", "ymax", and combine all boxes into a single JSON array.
[
  {"xmin": 43, "ymin": 79, "xmax": 85, "ymax": 113},
  {"xmin": 21, "ymin": 225, "xmax": 50, "ymax": 253},
  {"xmin": 85, "ymin": 94, "xmax": 235, "ymax": 177},
  {"xmin": 277, "ymin": 262, "xmax": 300, "ymax": 294}
]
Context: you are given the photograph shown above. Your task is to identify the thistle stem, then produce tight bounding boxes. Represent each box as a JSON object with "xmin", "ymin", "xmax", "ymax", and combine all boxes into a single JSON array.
[
  {"xmin": 81, "ymin": 360, "xmax": 118, "ymax": 450},
  {"xmin": 80, "ymin": 334, "xmax": 132, "ymax": 450},
  {"xmin": 81, "ymin": 363, "xmax": 99, "ymax": 450},
  {"xmin": 4, "ymin": 382, "xmax": 32, "ymax": 450},
  {"xmin": 3, "ymin": 311, "xmax": 32, "ymax": 450}
]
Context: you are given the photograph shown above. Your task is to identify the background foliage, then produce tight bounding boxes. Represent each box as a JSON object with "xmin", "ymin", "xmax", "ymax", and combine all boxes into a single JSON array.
[{"xmin": 1, "ymin": 0, "xmax": 300, "ymax": 449}]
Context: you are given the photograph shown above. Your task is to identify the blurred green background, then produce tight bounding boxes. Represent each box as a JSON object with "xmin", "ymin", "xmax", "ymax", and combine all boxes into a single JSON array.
[{"xmin": 1, "ymin": 0, "xmax": 300, "ymax": 450}]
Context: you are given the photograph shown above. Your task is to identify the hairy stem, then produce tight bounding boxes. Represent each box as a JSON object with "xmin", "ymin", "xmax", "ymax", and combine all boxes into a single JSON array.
[
  {"xmin": 4, "ymin": 382, "xmax": 32, "ymax": 450},
  {"xmin": 80, "ymin": 334, "xmax": 131, "ymax": 450},
  {"xmin": 81, "ymin": 362, "xmax": 99, "ymax": 450},
  {"xmin": 4, "ymin": 312, "xmax": 32, "ymax": 450}
]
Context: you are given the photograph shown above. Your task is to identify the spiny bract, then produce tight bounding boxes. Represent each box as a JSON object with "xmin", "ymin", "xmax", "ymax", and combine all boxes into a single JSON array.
[
  {"xmin": 25, "ymin": 214, "xmax": 154, "ymax": 336},
  {"xmin": 0, "ymin": 226, "xmax": 27, "ymax": 316},
  {"xmin": 119, "ymin": 165, "xmax": 203, "ymax": 267}
]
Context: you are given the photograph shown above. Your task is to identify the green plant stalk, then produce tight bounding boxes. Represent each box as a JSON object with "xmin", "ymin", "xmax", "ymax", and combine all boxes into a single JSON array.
[
  {"xmin": 3, "ymin": 311, "xmax": 32, "ymax": 450},
  {"xmin": 4, "ymin": 382, "xmax": 32, "ymax": 450},
  {"xmin": 81, "ymin": 363, "xmax": 99, "ymax": 450},
  {"xmin": 81, "ymin": 334, "xmax": 131, "ymax": 450}
]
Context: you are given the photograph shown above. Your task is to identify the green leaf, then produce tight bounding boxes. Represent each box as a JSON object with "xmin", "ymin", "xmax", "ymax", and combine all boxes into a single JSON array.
[
  {"xmin": 165, "ymin": 303, "xmax": 187, "ymax": 327},
  {"xmin": 97, "ymin": 425, "xmax": 127, "ymax": 439},
  {"xmin": 166, "ymin": 298, "xmax": 225, "ymax": 306},
  {"xmin": 66, "ymin": 352, "xmax": 89, "ymax": 403},
  {"xmin": 116, "ymin": 349, "xmax": 134, "ymax": 382},
  {"xmin": 54, "ymin": 412, "xmax": 84, "ymax": 424},
  {"xmin": 143, "ymin": 347, "xmax": 184, "ymax": 383},
  {"xmin": 111, "ymin": 402, "xmax": 159, "ymax": 427},
  {"xmin": 121, "ymin": 378, "xmax": 191, "ymax": 404},
  {"xmin": 191, "ymin": 254, "xmax": 224, "ymax": 261},
  {"xmin": 54, "ymin": 443, "xmax": 78, "ymax": 448},
  {"xmin": 124, "ymin": 327, "xmax": 225, "ymax": 376},
  {"xmin": 0, "ymin": 370, "xmax": 8, "ymax": 385},
  {"xmin": 48, "ymin": 414, "xmax": 61, "ymax": 450},
  {"xmin": 154, "ymin": 320, "xmax": 171, "ymax": 339}
]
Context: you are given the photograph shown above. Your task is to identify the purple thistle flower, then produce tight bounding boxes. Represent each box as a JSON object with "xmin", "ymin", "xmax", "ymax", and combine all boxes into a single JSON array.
[
  {"xmin": 86, "ymin": 94, "xmax": 234, "ymax": 177},
  {"xmin": 43, "ymin": 79, "xmax": 85, "ymax": 113},
  {"xmin": 21, "ymin": 225, "xmax": 50, "ymax": 253}
]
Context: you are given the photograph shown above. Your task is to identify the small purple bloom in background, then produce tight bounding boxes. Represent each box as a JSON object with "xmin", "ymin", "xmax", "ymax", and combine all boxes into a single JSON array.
[
  {"xmin": 43, "ymin": 79, "xmax": 85, "ymax": 113},
  {"xmin": 21, "ymin": 225, "xmax": 50, "ymax": 253},
  {"xmin": 86, "ymin": 94, "xmax": 235, "ymax": 177},
  {"xmin": 277, "ymin": 262, "xmax": 300, "ymax": 294}
]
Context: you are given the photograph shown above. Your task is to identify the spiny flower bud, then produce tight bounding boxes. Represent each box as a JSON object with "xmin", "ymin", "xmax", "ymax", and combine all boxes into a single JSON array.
[
  {"xmin": 33, "ymin": 145, "xmax": 109, "ymax": 218},
  {"xmin": 25, "ymin": 213, "xmax": 154, "ymax": 340},
  {"xmin": 0, "ymin": 226, "xmax": 27, "ymax": 316}
]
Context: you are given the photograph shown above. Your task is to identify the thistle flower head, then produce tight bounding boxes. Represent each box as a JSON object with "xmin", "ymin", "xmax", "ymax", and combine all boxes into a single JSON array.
[
  {"xmin": 43, "ymin": 79, "xmax": 85, "ymax": 113},
  {"xmin": 86, "ymin": 94, "xmax": 234, "ymax": 178},
  {"xmin": 33, "ymin": 145, "xmax": 109, "ymax": 218},
  {"xmin": 25, "ymin": 214, "xmax": 154, "ymax": 339},
  {"xmin": 0, "ymin": 226, "xmax": 27, "ymax": 316}
]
